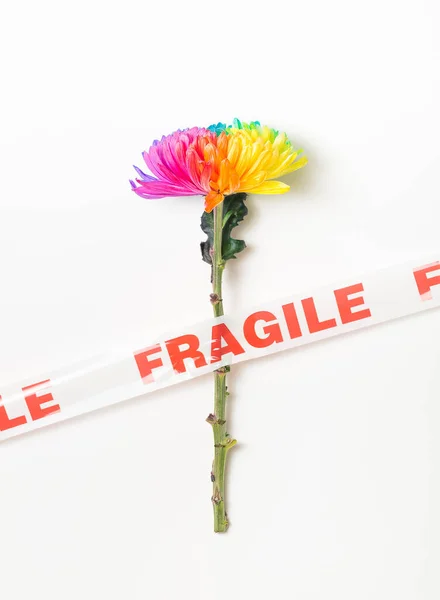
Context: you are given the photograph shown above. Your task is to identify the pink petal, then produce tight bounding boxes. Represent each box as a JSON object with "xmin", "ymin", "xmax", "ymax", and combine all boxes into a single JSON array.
[{"xmin": 134, "ymin": 180, "xmax": 196, "ymax": 198}]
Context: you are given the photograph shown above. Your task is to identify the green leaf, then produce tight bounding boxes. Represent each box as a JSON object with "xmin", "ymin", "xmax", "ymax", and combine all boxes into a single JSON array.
[{"xmin": 200, "ymin": 193, "xmax": 248, "ymax": 265}]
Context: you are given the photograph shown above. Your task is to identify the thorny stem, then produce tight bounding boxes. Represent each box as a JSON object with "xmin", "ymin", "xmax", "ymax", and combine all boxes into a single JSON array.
[{"xmin": 207, "ymin": 202, "xmax": 236, "ymax": 533}]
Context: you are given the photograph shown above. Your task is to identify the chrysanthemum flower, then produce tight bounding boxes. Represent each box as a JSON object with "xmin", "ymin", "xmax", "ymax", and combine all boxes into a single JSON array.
[{"xmin": 131, "ymin": 120, "xmax": 307, "ymax": 213}]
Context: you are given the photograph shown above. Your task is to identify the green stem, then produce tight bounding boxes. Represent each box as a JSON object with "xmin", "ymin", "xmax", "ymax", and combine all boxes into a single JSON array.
[
  {"xmin": 209, "ymin": 202, "xmax": 236, "ymax": 533},
  {"xmin": 212, "ymin": 202, "xmax": 224, "ymax": 319}
]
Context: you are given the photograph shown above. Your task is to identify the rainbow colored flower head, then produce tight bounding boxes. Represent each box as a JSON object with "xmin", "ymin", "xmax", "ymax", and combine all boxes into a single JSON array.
[{"xmin": 131, "ymin": 120, "xmax": 307, "ymax": 212}]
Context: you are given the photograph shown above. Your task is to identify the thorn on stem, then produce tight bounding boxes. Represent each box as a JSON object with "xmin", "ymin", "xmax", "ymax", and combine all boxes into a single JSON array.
[
  {"xmin": 215, "ymin": 366, "xmax": 230, "ymax": 375},
  {"xmin": 206, "ymin": 413, "xmax": 217, "ymax": 425},
  {"xmin": 210, "ymin": 293, "xmax": 222, "ymax": 305},
  {"xmin": 225, "ymin": 438, "xmax": 237, "ymax": 451},
  {"xmin": 211, "ymin": 487, "xmax": 222, "ymax": 505}
]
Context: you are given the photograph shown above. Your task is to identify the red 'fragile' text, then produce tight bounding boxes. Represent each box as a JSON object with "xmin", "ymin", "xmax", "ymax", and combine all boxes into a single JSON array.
[
  {"xmin": 0, "ymin": 379, "xmax": 60, "ymax": 433},
  {"xmin": 133, "ymin": 281, "xmax": 372, "ymax": 382}
]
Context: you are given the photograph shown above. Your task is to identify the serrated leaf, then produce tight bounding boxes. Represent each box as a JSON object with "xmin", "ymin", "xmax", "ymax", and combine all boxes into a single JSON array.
[{"xmin": 200, "ymin": 193, "xmax": 248, "ymax": 265}]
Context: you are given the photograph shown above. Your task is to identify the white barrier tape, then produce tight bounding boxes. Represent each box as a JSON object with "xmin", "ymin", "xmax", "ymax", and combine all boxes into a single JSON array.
[{"xmin": 1, "ymin": 255, "xmax": 440, "ymax": 442}]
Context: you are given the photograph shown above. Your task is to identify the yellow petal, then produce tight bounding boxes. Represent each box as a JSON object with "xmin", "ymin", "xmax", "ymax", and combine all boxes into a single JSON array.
[
  {"xmin": 239, "ymin": 171, "xmax": 267, "ymax": 191},
  {"xmin": 235, "ymin": 145, "xmax": 252, "ymax": 177},
  {"xmin": 269, "ymin": 152, "xmax": 299, "ymax": 178},
  {"xmin": 240, "ymin": 140, "xmax": 264, "ymax": 177},
  {"xmin": 265, "ymin": 149, "xmax": 280, "ymax": 171},
  {"xmin": 261, "ymin": 126, "xmax": 271, "ymax": 143},
  {"xmin": 250, "ymin": 180, "xmax": 290, "ymax": 195},
  {"xmin": 283, "ymin": 156, "xmax": 308, "ymax": 174},
  {"xmin": 227, "ymin": 136, "xmax": 241, "ymax": 167},
  {"xmin": 245, "ymin": 149, "xmax": 271, "ymax": 176},
  {"xmin": 272, "ymin": 132, "xmax": 287, "ymax": 151}
]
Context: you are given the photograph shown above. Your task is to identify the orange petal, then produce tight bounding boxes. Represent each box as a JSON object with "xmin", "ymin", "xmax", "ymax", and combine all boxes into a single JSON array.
[
  {"xmin": 217, "ymin": 132, "xmax": 229, "ymax": 157},
  {"xmin": 228, "ymin": 168, "xmax": 240, "ymax": 192},
  {"xmin": 205, "ymin": 191, "xmax": 224, "ymax": 213},
  {"xmin": 217, "ymin": 159, "xmax": 231, "ymax": 192},
  {"xmin": 203, "ymin": 143, "xmax": 217, "ymax": 163},
  {"xmin": 200, "ymin": 162, "xmax": 212, "ymax": 190}
]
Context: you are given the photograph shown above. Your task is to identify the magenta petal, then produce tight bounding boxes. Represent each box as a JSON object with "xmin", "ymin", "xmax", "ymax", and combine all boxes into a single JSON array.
[
  {"xmin": 145, "ymin": 146, "xmax": 182, "ymax": 186},
  {"xmin": 131, "ymin": 127, "xmax": 218, "ymax": 200},
  {"xmin": 135, "ymin": 180, "xmax": 196, "ymax": 197},
  {"xmin": 162, "ymin": 138, "xmax": 183, "ymax": 178},
  {"xmin": 132, "ymin": 188, "xmax": 166, "ymax": 199}
]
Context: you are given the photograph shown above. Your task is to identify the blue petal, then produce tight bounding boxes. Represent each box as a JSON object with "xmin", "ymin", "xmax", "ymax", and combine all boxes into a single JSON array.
[{"xmin": 133, "ymin": 165, "xmax": 155, "ymax": 181}]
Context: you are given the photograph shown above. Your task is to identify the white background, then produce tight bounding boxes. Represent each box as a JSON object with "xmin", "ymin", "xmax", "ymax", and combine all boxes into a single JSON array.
[{"xmin": 1, "ymin": 0, "xmax": 439, "ymax": 598}]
